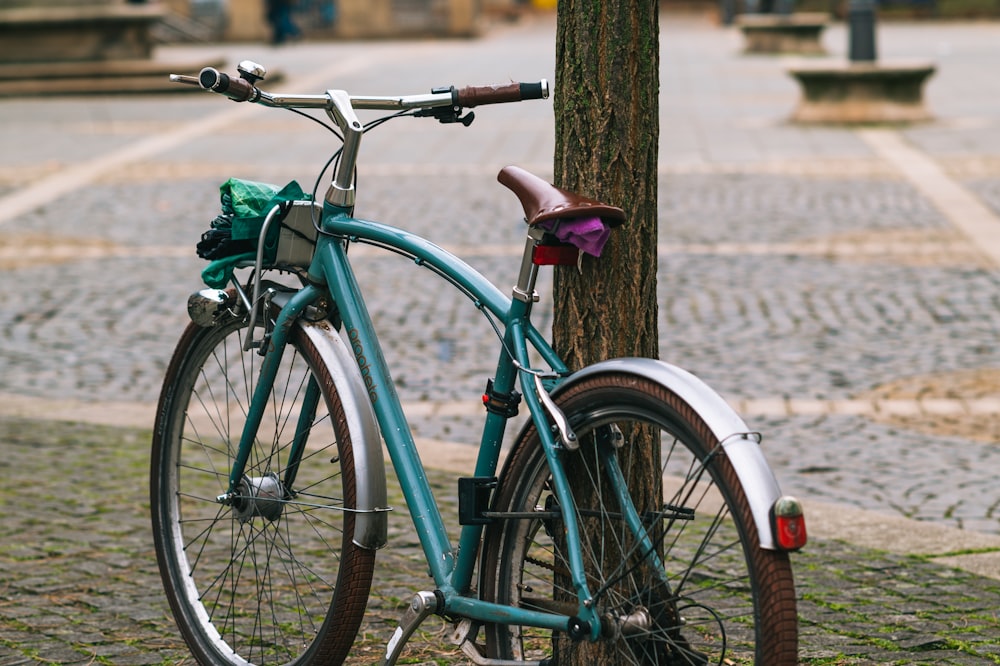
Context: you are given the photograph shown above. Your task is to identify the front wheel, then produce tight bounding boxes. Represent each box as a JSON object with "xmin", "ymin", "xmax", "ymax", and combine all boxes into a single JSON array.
[
  {"xmin": 150, "ymin": 307, "xmax": 374, "ymax": 665},
  {"xmin": 480, "ymin": 373, "xmax": 797, "ymax": 665}
]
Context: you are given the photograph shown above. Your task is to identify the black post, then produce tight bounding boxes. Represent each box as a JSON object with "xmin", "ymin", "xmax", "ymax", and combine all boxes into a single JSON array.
[
  {"xmin": 774, "ymin": 0, "xmax": 795, "ymax": 15},
  {"xmin": 719, "ymin": 0, "xmax": 736, "ymax": 25},
  {"xmin": 848, "ymin": 0, "xmax": 877, "ymax": 61}
]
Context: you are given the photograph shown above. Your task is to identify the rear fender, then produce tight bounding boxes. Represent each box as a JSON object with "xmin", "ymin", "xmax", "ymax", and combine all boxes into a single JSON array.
[{"xmin": 555, "ymin": 358, "xmax": 785, "ymax": 550}]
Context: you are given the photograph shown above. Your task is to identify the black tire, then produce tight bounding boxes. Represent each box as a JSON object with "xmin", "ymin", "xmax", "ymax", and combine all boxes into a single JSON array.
[
  {"xmin": 481, "ymin": 373, "xmax": 798, "ymax": 665},
  {"xmin": 150, "ymin": 308, "xmax": 374, "ymax": 665}
]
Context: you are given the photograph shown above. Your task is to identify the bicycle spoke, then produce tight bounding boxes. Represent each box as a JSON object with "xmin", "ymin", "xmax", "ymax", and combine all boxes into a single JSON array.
[{"xmin": 153, "ymin": 315, "xmax": 373, "ymax": 664}]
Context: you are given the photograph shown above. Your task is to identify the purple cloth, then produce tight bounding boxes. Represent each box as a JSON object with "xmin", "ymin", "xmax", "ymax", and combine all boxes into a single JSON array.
[{"xmin": 539, "ymin": 217, "xmax": 611, "ymax": 257}]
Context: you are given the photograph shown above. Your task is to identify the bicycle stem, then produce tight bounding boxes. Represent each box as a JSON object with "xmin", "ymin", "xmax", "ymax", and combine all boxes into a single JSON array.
[
  {"xmin": 323, "ymin": 89, "xmax": 363, "ymax": 209},
  {"xmin": 316, "ymin": 86, "xmax": 461, "ymax": 210}
]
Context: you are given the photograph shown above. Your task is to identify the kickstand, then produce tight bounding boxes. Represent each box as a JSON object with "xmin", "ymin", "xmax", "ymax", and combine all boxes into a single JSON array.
[
  {"xmin": 381, "ymin": 590, "xmax": 442, "ymax": 666},
  {"xmin": 451, "ymin": 617, "xmax": 551, "ymax": 666}
]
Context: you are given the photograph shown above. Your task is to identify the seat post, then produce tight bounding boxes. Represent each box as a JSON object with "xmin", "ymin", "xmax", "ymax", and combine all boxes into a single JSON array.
[{"xmin": 512, "ymin": 226, "xmax": 545, "ymax": 303}]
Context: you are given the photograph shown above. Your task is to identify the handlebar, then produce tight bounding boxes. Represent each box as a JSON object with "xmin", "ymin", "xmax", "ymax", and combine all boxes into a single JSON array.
[
  {"xmin": 455, "ymin": 81, "xmax": 549, "ymax": 107},
  {"xmin": 174, "ymin": 66, "xmax": 549, "ymax": 111},
  {"xmin": 197, "ymin": 67, "xmax": 259, "ymax": 102},
  {"xmin": 170, "ymin": 63, "xmax": 549, "ymax": 209}
]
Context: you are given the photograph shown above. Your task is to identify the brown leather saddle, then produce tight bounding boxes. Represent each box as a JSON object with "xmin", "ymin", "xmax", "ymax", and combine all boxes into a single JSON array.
[{"xmin": 497, "ymin": 165, "xmax": 626, "ymax": 227}]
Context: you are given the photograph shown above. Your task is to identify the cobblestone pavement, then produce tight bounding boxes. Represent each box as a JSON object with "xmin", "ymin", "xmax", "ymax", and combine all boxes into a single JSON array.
[
  {"xmin": 4, "ymin": 11, "xmax": 1000, "ymax": 665},
  {"xmin": 4, "ymin": 417, "xmax": 1000, "ymax": 665}
]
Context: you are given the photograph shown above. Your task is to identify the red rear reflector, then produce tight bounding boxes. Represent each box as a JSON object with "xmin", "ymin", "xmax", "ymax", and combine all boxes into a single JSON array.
[
  {"xmin": 533, "ymin": 244, "xmax": 578, "ymax": 266},
  {"xmin": 771, "ymin": 496, "xmax": 807, "ymax": 551}
]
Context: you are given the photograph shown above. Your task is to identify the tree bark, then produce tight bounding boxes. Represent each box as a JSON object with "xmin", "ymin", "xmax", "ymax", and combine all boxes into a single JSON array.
[
  {"xmin": 552, "ymin": 2, "xmax": 660, "ymax": 664},
  {"xmin": 553, "ymin": 0, "xmax": 659, "ymax": 368}
]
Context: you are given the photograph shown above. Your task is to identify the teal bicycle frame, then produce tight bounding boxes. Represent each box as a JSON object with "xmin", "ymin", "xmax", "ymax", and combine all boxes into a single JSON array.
[
  {"xmin": 221, "ymin": 198, "xmax": 663, "ymax": 641},
  {"xmin": 161, "ymin": 71, "xmax": 803, "ymax": 666}
]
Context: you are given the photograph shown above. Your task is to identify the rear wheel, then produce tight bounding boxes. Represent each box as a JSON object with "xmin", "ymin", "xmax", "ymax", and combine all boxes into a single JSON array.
[
  {"xmin": 481, "ymin": 373, "xmax": 798, "ymax": 665},
  {"xmin": 151, "ymin": 306, "xmax": 374, "ymax": 665}
]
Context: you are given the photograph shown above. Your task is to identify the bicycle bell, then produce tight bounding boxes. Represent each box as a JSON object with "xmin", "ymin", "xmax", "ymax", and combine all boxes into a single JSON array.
[{"xmin": 237, "ymin": 60, "xmax": 267, "ymax": 84}]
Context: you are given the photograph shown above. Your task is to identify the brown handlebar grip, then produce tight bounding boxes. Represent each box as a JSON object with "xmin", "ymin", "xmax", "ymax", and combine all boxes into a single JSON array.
[
  {"xmin": 198, "ymin": 67, "xmax": 257, "ymax": 102},
  {"xmin": 455, "ymin": 81, "xmax": 548, "ymax": 108}
]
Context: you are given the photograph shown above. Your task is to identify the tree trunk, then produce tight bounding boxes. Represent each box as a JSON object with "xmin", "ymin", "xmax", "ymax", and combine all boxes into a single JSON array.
[
  {"xmin": 552, "ymin": 2, "xmax": 660, "ymax": 664},
  {"xmin": 553, "ymin": 0, "xmax": 659, "ymax": 368}
]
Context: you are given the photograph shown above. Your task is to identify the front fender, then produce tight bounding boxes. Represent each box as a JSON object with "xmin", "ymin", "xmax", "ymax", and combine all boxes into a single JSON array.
[
  {"xmin": 556, "ymin": 358, "xmax": 785, "ymax": 550},
  {"xmin": 297, "ymin": 318, "xmax": 388, "ymax": 550}
]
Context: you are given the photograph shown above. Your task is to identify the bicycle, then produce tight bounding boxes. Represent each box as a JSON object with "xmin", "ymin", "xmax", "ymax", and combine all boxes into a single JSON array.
[{"xmin": 150, "ymin": 60, "xmax": 807, "ymax": 666}]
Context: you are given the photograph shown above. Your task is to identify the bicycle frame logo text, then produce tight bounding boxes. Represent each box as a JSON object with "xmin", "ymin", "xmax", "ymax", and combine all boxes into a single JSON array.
[{"xmin": 348, "ymin": 328, "xmax": 378, "ymax": 404}]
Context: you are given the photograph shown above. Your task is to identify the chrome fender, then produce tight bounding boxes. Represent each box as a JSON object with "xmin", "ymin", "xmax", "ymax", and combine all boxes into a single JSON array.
[
  {"xmin": 556, "ymin": 358, "xmax": 785, "ymax": 550},
  {"xmin": 298, "ymin": 318, "xmax": 388, "ymax": 550}
]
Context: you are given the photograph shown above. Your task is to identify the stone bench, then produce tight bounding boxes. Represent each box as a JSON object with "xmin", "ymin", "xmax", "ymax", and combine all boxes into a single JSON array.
[
  {"xmin": 737, "ymin": 12, "xmax": 829, "ymax": 56},
  {"xmin": 788, "ymin": 60, "xmax": 936, "ymax": 124},
  {"xmin": 0, "ymin": 2, "xmax": 230, "ymax": 97},
  {"xmin": 0, "ymin": 2, "xmax": 165, "ymax": 65}
]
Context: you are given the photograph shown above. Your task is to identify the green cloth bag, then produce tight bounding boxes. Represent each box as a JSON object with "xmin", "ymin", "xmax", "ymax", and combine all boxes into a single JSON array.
[{"xmin": 201, "ymin": 178, "xmax": 310, "ymax": 288}]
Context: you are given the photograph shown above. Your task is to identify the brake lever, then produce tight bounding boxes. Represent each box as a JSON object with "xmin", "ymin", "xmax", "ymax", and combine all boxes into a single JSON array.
[{"xmin": 414, "ymin": 106, "xmax": 476, "ymax": 127}]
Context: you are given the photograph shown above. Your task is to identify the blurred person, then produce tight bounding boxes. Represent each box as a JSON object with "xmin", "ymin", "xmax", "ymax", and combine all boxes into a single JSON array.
[
  {"xmin": 316, "ymin": 0, "xmax": 337, "ymax": 26},
  {"xmin": 266, "ymin": 0, "xmax": 301, "ymax": 44}
]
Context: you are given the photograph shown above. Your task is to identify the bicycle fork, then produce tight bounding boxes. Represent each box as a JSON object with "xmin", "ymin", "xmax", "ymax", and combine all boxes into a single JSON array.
[{"xmin": 215, "ymin": 285, "xmax": 322, "ymax": 512}]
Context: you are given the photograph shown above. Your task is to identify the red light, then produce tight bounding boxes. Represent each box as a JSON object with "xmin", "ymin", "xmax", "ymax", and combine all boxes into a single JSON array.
[
  {"xmin": 771, "ymin": 496, "xmax": 807, "ymax": 551},
  {"xmin": 533, "ymin": 244, "xmax": 579, "ymax": 266}
]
